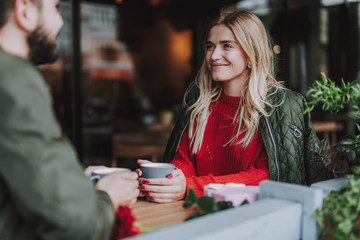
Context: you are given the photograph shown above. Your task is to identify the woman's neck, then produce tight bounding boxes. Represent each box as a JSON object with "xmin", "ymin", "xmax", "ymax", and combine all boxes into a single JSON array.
[{"xmin": 222, "ymin": 80, "xmax": 246, "ymax": 97}]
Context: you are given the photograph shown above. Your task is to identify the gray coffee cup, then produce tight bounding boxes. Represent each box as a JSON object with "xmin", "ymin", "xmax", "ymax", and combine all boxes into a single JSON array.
[
  {"xmin": 90, "ymin": 167, "xmax": 131, "ymax": 182},
  {"xmin": 140, "ymin": 163, "xmax": 176, "ymax": 179}
]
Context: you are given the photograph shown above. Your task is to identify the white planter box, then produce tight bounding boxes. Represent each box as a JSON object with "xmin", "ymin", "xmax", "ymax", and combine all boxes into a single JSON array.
[{"xmin": 128, "ymin": 178, "xmax": 349, "ymax": 240}]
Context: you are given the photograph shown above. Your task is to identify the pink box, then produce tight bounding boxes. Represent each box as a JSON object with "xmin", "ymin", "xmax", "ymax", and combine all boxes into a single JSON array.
[{"xmin": 210, "ymin": 186, "xmax": 260, "ymax": 207}]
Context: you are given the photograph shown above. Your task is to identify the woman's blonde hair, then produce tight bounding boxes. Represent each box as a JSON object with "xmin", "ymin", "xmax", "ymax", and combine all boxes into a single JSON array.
[{"xmin": 187, "ymin": 7, "xmax": 284, "ymax": 154}]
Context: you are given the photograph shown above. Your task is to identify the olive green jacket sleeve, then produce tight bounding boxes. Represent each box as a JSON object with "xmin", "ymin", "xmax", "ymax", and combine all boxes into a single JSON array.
[
  {"xmin": 258, "ymin": 89, "xmax": 333, "ymax": 185},
  {"xmin": 0, "ymin": 50, "xmax": 115, "ymax": 240}
]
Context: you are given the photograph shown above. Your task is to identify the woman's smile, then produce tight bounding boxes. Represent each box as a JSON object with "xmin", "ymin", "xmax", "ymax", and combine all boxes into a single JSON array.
[{"xmin": 211, "ymin": 62, "xmax": 229, "ymax": 70}]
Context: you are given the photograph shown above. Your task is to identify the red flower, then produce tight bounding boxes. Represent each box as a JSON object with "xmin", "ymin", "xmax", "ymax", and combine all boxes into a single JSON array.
[{"xmin": 112, "ymin": 206, "xmax": 141, "ymax": 240}]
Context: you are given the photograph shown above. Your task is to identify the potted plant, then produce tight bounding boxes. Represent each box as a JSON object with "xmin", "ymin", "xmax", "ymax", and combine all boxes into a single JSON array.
[
  {"xmin": 313, "ymin": 169, "xmax": 360, "ymax": 239},
  {"xmin": 305, "ymin": 72, "xmax": 360, "ymax": 176},
  {"xmin": 305, "ymin": 72, "xmax": 360, "ymax": 239}
]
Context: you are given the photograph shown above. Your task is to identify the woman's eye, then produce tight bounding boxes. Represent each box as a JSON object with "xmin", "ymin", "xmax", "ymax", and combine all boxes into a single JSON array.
[
  {"xmin": 206, "ymin": 45, "xmax": 214, "ymax": 50},
  {"xmin": 224, "ymin": 44, "xmax": 232, "ymax": 49}
]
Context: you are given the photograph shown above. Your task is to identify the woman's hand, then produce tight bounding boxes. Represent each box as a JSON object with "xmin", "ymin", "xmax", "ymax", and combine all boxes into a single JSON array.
[
  {"xmin": 136, "ymin": 159, "xmax": 186, "ymax": 203},
  {"xmin": 136, "ymin": 159, "xmax": 152, "ymax": 198},
  {"xmin": 136, "ymin": 159, "xmax": 152, "ymax": 176}
]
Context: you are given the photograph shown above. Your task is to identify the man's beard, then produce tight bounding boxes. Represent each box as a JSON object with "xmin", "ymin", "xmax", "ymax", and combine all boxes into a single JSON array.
[{"xmin": 27, "ymin": 27, "xmax": 59, "ymax": 66}]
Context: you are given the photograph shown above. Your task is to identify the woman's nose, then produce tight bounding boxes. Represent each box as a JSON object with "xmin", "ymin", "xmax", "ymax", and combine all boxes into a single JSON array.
[{"xmin": 210, "ymin": 47, "xmax": 222, "ymax": 60}]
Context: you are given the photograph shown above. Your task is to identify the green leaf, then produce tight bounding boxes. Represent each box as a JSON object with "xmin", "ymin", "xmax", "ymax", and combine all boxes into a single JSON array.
[
  {"xmin": 240, "ymin": 199, "xmax": 250, "ymax": 206},
  {"xmin": 338, "ymin": 219, "xmax": 353, "ymax": 235},
  {"xmin": 197, "ymin": 196, "xmax": 215, "ymax": 214},
  {"xmin": 183, "ymin": 189, "xmax": 238, "ymax": 221},
  {"xmin": 346, "ymin": 151, "xmax": 356, "ymax": 162},
  {"xmin": 216, "ymin": 201, "xmax": 234, "ymax": 210},
  {"xmin": 339, "ymin": 138, "xmax": 356, "ymax": 146},
  {"xmin": 319, "ymin": 138, "xmax": 329, "ymax": 153},
  {"xmin": 356, "ymin": 124, "xmax": 360, "ymax": 132},
  {"xmin": 183, "ymin": 188, "xmax": 198, "ymax": 208},
  {"xmin": 323, "ymin": 147, "xmax": 337, "ymax": 160},
  {"xmin": 351, "ymin": 166, "xmax": 360, "ymax": 176}
]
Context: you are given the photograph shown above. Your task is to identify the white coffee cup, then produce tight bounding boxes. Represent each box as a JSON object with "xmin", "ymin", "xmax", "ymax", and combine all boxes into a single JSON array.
[{"xmin": 90, "ymin": 167, "xmax": 131, "ymax": 182}]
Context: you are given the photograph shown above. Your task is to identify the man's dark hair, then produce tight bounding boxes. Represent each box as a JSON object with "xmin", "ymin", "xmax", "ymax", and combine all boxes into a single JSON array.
[
  {"xmin": 0, "ymin": 0, "xmax": 42, "ymax": 29},
  {"xmin": 0, "ymin": 0, "xmax": 15, "ymax": 28}
]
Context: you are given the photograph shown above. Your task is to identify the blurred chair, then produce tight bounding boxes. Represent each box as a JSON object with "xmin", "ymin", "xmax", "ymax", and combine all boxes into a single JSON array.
[
  {"xmin": 312, "ymin": 121, "xmax": 344, "ymax": 148},
  {"xmin": 111, "ymin": 129, "xmax": 170, "ymax": 167}
]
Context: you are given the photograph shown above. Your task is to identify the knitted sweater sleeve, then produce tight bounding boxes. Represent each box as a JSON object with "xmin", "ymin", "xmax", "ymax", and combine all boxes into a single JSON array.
[{"xmin": 170, "ymin": 128, "xmax": 269, "ymax": 197}]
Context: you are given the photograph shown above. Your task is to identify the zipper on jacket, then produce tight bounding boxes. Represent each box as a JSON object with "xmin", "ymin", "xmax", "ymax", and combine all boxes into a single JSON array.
[
  {"xmin": 265, "ymin": 118, "xmax": 280, "ymax": 181},
  {"xmin": 289, "ymin": 124, "xmax": 303, "ymax": 138}
]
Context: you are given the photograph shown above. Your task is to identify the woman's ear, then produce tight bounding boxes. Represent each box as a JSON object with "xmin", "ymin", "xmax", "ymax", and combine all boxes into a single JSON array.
[{"xmin": 14, "ymin": 0, "xmax": 40, "ymax": 32}]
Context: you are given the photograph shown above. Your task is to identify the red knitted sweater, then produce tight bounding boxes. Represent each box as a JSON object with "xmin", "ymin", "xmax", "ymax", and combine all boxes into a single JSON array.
[{"xmin": 170, "ymin": 94, "xmax": 269, "ymax": 197}]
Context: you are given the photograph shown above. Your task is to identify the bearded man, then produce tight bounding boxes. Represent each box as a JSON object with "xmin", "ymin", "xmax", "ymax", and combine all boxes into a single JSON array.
[{"xmin": 0, "ymin": 0, "xmax": 139, "ymax": 239}]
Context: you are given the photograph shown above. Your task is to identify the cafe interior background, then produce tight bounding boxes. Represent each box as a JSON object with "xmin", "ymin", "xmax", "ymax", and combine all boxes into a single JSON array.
[{"xmin": 40, "ymin": 0, "xmax": 360, "ymax": 170}]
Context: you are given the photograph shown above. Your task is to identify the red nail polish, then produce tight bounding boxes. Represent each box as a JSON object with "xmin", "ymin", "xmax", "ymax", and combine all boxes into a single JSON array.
[
  {"xmin": 167, "ymin": 173, "xmax": 173, "ymax": 179},
  {"xmin": 141, "ymin": 185, "xmax": 145, "ymax": 189},
  {"xmin": 144, "ymin": 179, "xmax": 150, "ymax": 184},
  {"xmin": 150, "ymin": 197, "xmax": 154, "ymax": 200},
  {"xmin": 145, "ymin": 192, "xmax": 149, "ymax": 195}
]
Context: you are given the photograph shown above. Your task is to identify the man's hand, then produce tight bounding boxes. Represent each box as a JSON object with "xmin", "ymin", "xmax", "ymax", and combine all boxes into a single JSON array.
[
  {"xmin": 83, "ymin": 165, "xmax": 107, "ymax": 178},
  {"xmin": 96, "ymin": 171, "xmax": 140, "ymax": 208}
]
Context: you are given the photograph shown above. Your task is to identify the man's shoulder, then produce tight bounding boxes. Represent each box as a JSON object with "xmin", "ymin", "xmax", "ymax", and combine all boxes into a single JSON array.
[
  {"xmin": 0, "ymin": 50, "xmax": 46, "ymax": 94},
  {"xmin": 0, "ymin": 49, "xmax": 40, "ymax": 84},
  {"xmin": 0, "ymin": 48, "xmax": 33, "ymax": 70}
]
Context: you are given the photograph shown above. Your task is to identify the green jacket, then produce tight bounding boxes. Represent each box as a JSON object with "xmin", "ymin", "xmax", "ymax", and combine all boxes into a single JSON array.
[
  {"xmin": 0, "ymin": 48, "xmax": 114, "ymax": 240},
  {"xmin": 164, "ymin": 83, "xmax": 332, "ymax": 185}
]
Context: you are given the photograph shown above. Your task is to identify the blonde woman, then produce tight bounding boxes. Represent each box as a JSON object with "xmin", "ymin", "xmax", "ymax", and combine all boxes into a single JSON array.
[{"xmin": 138, "ymin": 7, "xmax": 331, "ymax": 203}]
